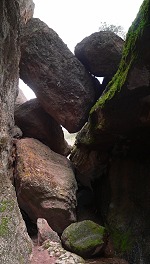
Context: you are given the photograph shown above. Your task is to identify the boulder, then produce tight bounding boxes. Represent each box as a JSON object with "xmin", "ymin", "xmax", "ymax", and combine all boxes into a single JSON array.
[
  {"xmin": 61, "ymin": 220, "xmax": 106, "ymax": 258},
  {"xmin": 37, "ymin": 218, "xmax": 61, "ymax": 246},
  {"xmin": 0, "ymin": 1, "xmax": 32, "ymax": 263},
  {"xmin": 75, "ymin": 31, "xmax": 124, "ymax": 77},
  {"xmin": 15, "ymin": 88, "xmax": 27, "ymax": 110},
  {"xmin": 15, "ymin": 138, "xmax": 77, "ymax": 234},
  {"xmin": 19, "ymin": 18, "xmax": 99, "ymax": 133},
  {"xmin": 16, "ymin": 0, "xmax": 35, "ymax": 24},
  {"xmin": 15, "ymin": 98, "xmax": 71, "ymax": 156}
]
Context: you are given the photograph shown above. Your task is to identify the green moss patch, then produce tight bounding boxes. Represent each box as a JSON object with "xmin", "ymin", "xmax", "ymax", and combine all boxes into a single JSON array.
[
  {"xmin": 0, "ymin": 200, "xmax": 14, "ymax": 212},
  {"xmin": 90, "ymin": 0, "xmax": 150, "ymax": 112},
  {"xmin": 0, "ymin": 217, "xmax": 9, "ymax": 237}
]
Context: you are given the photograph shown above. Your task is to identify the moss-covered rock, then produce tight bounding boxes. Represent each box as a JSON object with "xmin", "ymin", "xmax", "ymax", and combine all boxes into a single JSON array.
[{"xmin": 61, "ymin": 220, "xmax": 106, "ymax": 258}]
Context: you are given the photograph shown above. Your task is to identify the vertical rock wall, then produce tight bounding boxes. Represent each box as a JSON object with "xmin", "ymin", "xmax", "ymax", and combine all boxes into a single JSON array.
[{"xmin": 0, "ymin": 1, "xmax": 32, "ymax": 263}]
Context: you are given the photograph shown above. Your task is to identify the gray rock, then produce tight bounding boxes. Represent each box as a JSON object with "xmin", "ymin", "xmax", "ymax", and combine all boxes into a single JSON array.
[
  {"xmin": 75, "ymin": 31, "xmax": 124, "ymax": 77},
  {"xmin": 37, "ymin": 218, "xmax": 61, "ymax": 246},
  {"xmin": 19, "ymin": 18, "xmax": 99, "ymax": 132},
  {"xmin": 0, "ymin": 1, "xmax": 32, "ymax": 263},
  {"xmin": 15, "ymin": 88, "xmax": 27, "ymax": 110},
  {"xmin": 61, "ymin": 220, "xmax": 106, "ymax": 258},
  {"xmin": 16, "ymin": 0, "xmax": 35, "ymax": 24}
]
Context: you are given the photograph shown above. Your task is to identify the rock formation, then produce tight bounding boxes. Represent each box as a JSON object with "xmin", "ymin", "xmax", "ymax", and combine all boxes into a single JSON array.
[
  {"xmin": 61, "ymin": 220, "xmax": 106, "ymax": 258},
  {"xmin": 19, "ymin": 18, "xmax": 100, "ymax": 133},
  {"xmin": 70, "ymin": 1, "xmax": 150, "ymax": 263},
  {"xmin": 1, "ymin": 0, "xmax": 149, "ymax": 263},
  {"xmin": 17, "ymin": 0, "xmax": 35, "ymax": 24},
  {"xmin": 0, "ymin": 1, "xmax": 32, "ymax": 263},
  {"xmin": 15, "ymin": 138, "xmax": 77, "ymax": 234},
  {"xmin": 15, "ymin": 98, "xmax": 71, "ymax": 156},
  {"xmin": 75, "ymin": 31, "xmax": 124, "ymax": 78},
  {"xmin": 15, "ymin": 88, "xmax": 27, "ymax": 109}
]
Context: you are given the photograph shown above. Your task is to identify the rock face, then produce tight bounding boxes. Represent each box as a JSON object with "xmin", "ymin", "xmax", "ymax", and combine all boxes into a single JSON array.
[
  {"xmin": 37, "ymin": 218, "xmax": 61, "ymax": 246},
  {"xmin": 15, "ymin": 138, "xmax": 77, "ymax": 234},
  {"xmin": 0, "ymin": 1, "xmax": 32, "ymax": 263},
  {"xmin": 19, "ymin": 18, "xmax": 99, "ymax": 133},
  {"xmin": 75, "ymin": 31, "xmax": 124, "ymax": 77},
  {"xmin": 15, "ymin": 88, "xmax": 27, "ymax": 109},
  {"xmin": 70, "ymin": 1, "xmax": 150, "ymax": 263},
  {"xmin": 61, "ymin": 220, "xmax": 106, "ymax": 258},
  {"xmin": 17, "ymin": 0, "xmax": 35, "ymax": 24},
  {"xmin": 15, "ymin": 99, "xmax": 71, "ymax": 156}
]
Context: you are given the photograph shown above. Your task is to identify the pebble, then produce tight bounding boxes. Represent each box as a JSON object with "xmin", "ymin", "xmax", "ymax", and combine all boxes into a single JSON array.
[{"xmin": 42, "ymin": 240, "xmax": 85, "ymax": 263}]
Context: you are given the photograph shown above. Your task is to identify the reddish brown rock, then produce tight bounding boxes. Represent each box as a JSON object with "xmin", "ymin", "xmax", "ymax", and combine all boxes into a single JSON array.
[
  {"xmin": 75, "ymin": 31, "xmax": 124, "ymax": 77},
  {"xmin": 15, "ymin": 138, "xmax": 77, "ymax": 234},
  {"xmin": 37, "ymin": 218, "xmax": 61, "ymax": 246},
  {"xmin": 19, "ymin": 18, "xmax": 99, "ymax": 133},
  {"xmin": 15, "ymin": 98, "xmax": 71, "ymax": 156}
]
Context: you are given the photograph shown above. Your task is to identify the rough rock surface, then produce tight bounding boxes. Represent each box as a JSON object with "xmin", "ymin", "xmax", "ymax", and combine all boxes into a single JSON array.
[
  {"xmin": 75, "ymin": 31, "xmax": 124, "ymax": 77},
  {"xmin": 15, "ymin": 99, "xmax": 71, "ymax": 156},
  {"xmin": 37, "ymin": 218, "xmax": 61, "ymax": 246},
  {"xmin": 70, "ymin": 1, "xmax": 150, "ymax": 263},
  {"xmin": 0, "ymin": 1, "xmax": 32, "ymax": 263},
  {"xmin": 15, "ymin": 88, "xmax": 27, "ymax": 109},
  {"xmin": 17, "ymin": 0, "xmax": 35, "ymax": 24},
  {"xmin": 19, "ymin": 18, "xmax": 99, "ymax": 132},
  {"xmin": 61, "ymin": 220, "xmax": 106, "ymax": 258},
  {"xmin": 15, "ymin": 138, "xmax": 77, "ymax": 234}
]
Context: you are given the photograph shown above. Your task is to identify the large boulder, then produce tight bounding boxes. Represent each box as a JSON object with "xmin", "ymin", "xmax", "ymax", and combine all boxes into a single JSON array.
[
  {"xmin": 75, "ymin": 31, "xmax": 124, "ymax": 77},
  {"xmin": 15, "ymin": 138, "xmax": 77, "ymax": 234},
  {"xmin": 15, "ymin": 98, "xmax": 71, "ymax": 156},
  {"xmin": 0, "ymin": 1, "xmax": 32, "ymax": 263},
  {"xmin": 19, "ymin": 18, "xmax": 99, "ymax": 133},
  {"xmin": 61, "ymin": 220, "xmax": 106, "ymax": 258}
]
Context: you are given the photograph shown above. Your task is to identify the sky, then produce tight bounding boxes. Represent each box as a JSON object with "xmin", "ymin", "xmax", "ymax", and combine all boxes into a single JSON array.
[{"xmin": 19, "ymin": 0, "xmax": 143, "ymax": 99}]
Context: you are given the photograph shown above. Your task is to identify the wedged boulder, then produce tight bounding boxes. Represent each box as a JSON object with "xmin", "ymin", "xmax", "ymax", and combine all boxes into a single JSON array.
[
  {"xmin": 17, "ymin": 0, "xmax": 35, "ymax": 24},
  {"xmin": 61, "ymin": 220, "xmax": 106, "ymax": 258},
  {"xmin": 19, "ymin": 18, "xmax": 100, "ymax": 133},
  {"xmin": 15, "ymin": 88, "xmax": 27, "ymax": 110},
  {"xmin": 75, "ymin": 31, "xmax": 124, "ymax": 77},
  {"xmin": 15, "ymin": 138, "xmax": 77, "ymax": 234},
  {"xmin": 0, "ymin": 1, "xmax": 32, "ymax": 263},
  {"xmin": 15, "ymin": 98, "xmax": 71, "ymax": 156}
]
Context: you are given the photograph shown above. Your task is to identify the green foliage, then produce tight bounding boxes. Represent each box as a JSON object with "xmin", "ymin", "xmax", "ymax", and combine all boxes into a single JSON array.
[{"xmin": 91, "ymin": 0, "xmax": 150, "ymax": 113}]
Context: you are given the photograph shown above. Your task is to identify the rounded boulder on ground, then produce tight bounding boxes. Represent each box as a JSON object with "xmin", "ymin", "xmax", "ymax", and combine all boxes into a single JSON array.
[{"xmin": 61, "ymin": 220, "xmax": 106, "ymax": 258}]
